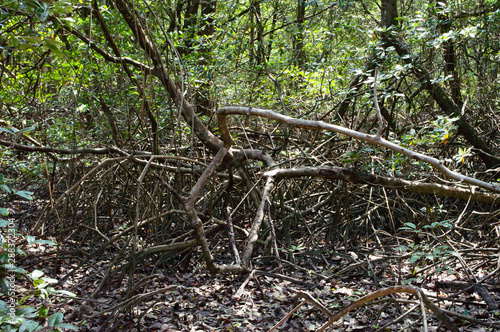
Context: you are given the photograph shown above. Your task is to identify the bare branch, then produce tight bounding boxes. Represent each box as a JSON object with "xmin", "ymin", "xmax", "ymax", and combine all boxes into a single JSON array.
[
  {"xmin": 373, "ymin": 68, "xmax": 384, "ymax": 138},
  {"xmin": 264, "ymin": 166, "xmax": 500, "ymax": 204},
  {"xmin": 218, "ymin": 106, "xmax": 500, "ymax": 194}
]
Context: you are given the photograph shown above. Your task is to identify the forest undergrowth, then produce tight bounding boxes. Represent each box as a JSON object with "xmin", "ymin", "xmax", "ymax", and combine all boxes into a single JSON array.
[{"xmin": 3, "ymin": 132, "xmax": 500, "ymax": 331}]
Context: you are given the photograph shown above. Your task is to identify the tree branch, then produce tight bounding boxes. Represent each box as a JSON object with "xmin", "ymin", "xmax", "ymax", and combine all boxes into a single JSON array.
[{"xmin": 218, "ymin": 106, "xmax": 500, "ymax": 194}]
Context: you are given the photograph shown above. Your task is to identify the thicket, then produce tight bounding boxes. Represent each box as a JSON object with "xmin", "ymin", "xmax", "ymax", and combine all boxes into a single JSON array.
[{"xmin": 1, "ymin": 0, "xmax": 500, "ymax": 330}]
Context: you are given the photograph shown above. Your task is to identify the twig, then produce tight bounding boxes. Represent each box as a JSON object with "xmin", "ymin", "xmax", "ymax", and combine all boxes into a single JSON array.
[
  {"xmin": 89, "ymin": 286, "xmax": 177, "ymax": 318},
  {"xmin": 266, "ymin": 201, "xmax": 283, "ymax": 273},
  {"xmin": 417, "ymin": 290, "xmax": 429, "ymax": 332},
  {"xmin": 445, "ymin": 265, "xmax": 500, "ymax": 300},
  {"xmin": 268, "ymin": 300, "xmax": 306, "ymax": 332},
  {"xmin": 374, "ymin": 303, "xmax": 420, "ymax": 332},
  {"xmin": 292, "ymin": 289, "xmax": 333, "ymax": 318},
  {"xmin": 226, "ymin": 206, "xmax": 241, "ymax": 266},
  {"xmin": 439, "ymin": 306, "xmax": 500, "ymax": 328},
  {"xmin": 234, "ymin": 270, "xmax": 256, "ymax": 299},
  {"xmin": 373, "ymin": 67, "xmax": 384, "ymax": 138},
  {"xmin": 242, "ymin": 176, "xmax": 275, "ymax": 267},
  {"xmin": 254, "ymin": 270, "xmax": 310, "ymax": 286}
]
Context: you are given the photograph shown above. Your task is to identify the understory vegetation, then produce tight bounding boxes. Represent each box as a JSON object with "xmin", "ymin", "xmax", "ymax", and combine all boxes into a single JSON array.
[{"xmin": 1, "ymin": 0, "xmax": 500, "ymax": 331}]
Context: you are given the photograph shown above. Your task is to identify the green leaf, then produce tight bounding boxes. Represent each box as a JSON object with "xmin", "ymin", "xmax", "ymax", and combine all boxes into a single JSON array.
[
  {"xmin": 2, "ymin": 264, "xmax": 27, "ymax": 274},
  {"xmin": 23, "ymin": 36, "xmax": 43, "ymax": 43},
  {"xmin": 41, "ymin": 277, "xmax": 58, "ymax": 284},
  {"xmin": 45, "ymin": 41, "xmax": 64, "ymax": 57},
  {"xmin": 54, "ymin": 323, "xmax": 78, "ymax": 330},
  {"xmin": 403, "ymin": 278, "xmax": 416, "ymax": 285},
  {"xmin": 19, "ymin": 43, "xmax": 33, "ymax": 50},
  {"xmin": 1, "ymin": 184, "xmax": 14, "ymax": 194},
  {"xmin": 0, "ymin": 208, "xmax": 8, "ymax": 216},
  {"xmin": 19, "ymin": 320, "xmax": 43, "ymax": 332},
  {"xmin": 409, "ymin": 254, "xmax": 421, "ymax": 263},
  {"xmin": 44, "ymin": 38, "xmax": 64, "ymax": 46},
  {"xmin": 38, "ymin": 306, "xmax": 49, "ymax": 319},
  {"xmin": 403, "ymin": 222, "xmax": 416, "ymax": 229},
  {"xmin": 18, "ymin": 127, "xmax": 35, "ymax": 134},
  {"xmin": 15, "ymin": 191, "xmax": 34, "ymax": 200},
  {"xmin": 395, "ymin": 245, "xmax": 408, "ymax": 252},
  {"xmin": 35, "ymin": 2, "xmax": 50, "ymax": 22},
  {"xmin": 0, "ymin": 220, "xmax": 9, "ymax": 227},
  {"xmin": 47, "ymin": 312, "xmax": 63, "ymax": 326},
  {"xmin": 0, "ymin": 126, "xmax": 16, "ymax": 135},
  {"xmin": 60, "ymin": 17, "xmax": 76, "ymax": 24},
  {"xmin": 0, "ymin": 278, "xmax": 10, "ymax": 294},
  {"xmin": 16, "ymin": 306, "xmax": 37, "ymax": 316},
  {"xmin": 8, "ymin": 33, "xmax": 19, "ymax": 48},
  {"xmin": 32, "ymin": 240, "xmax": 56, "ymax": 246}
]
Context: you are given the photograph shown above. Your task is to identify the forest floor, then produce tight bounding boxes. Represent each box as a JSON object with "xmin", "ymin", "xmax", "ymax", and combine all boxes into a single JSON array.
[{"xmin": 6, "ymin": 198, "xmax": 500, "ymax": 332}]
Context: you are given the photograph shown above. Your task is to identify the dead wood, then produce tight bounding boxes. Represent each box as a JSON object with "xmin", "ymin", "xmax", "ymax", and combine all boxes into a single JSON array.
[
  {"xmin": 269, "ymin": 285, "xmax": 459, "ymax": 332},
  {"xmin": 218, "ymin": 106, "xmax": 500, "ymax": 194}
]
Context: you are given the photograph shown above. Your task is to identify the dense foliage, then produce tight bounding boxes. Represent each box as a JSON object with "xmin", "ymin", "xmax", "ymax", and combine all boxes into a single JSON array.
[{"xmin": 1, "ymin": 0, "xmax": 500, "ymax": 330}]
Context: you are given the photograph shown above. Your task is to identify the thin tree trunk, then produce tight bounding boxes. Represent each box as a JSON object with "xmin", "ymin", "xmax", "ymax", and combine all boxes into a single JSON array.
[
  {"xmin": 380, "ymin": 0, "xmax": 499, "ymax": 168},
  {"xmin": 183, "ymin": 0, "xmax": 200, "ymax": 52},
  {"xmin": 293, "ymin": 0, "xmax": 306, "ymax": 68},
  {"xmin": 438, "ymin": 0, "xmax": 462, "ymax": 105}
]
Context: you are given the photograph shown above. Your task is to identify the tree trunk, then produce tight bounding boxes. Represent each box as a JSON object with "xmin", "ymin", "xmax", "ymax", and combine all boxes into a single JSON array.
[
  {"xmin": 199, "ymin": 0, "xmax": 216, "ymax": 37},
  {"xmin": 339, "ymin": 0, "xmax": 398, "ymax": 121},
  {"xmin": 196, "ymin": 0, "xmax": 217, "ymax": 115},
  {"xmin": 183, "ymin": 0, "xmax": 200, "ymax": 52},
  {"xmin": 381, "ymin": 0, "xmax": 398, "ymax": 28},
  {"xmin": 293, "ymin": 0, "xmax": 306, "ymax": 68},
  {"xmin": 437, "ymin": 0, "xmax": 462, "ymax": 105}
]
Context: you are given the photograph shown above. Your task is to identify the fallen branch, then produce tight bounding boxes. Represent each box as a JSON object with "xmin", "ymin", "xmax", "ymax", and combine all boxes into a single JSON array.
[
  {"xmin": 269, "ymin": 285, "xmax": 458, "ymax": 332},
  {"xmin": 89, "ymin": 286, "xmax": 177, "ymax": 318},
  {"xmin": 218, "ymin": 106, "xmax": 500, "ymax": 194},
  {"xmin": 265, "ymin": 166, "xmax": 500, "ymax": 204}
]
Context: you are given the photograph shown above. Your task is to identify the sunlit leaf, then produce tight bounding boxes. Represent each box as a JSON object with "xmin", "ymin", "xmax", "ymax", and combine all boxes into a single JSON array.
[
  {"xmin": 30, "ymin": 269, "xmax": 44, "ymax": 279},
  {"xmin": 23, "ymin": 36, "xmax": 43, "ymax": 43},
  {"xmin": 17, "ymin": 126, "xmax": 35, "ymax": 134},
  {"xmin": 0, "ymin": 126, "xmax": 17, "ymax": 135},
  {"xmin": 56, "ymin": 290, "xmax": 77, "ymax": 297},
  {"xmin": 15, "ymin": 190, "xmax": 34, "ymax": 200}
]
